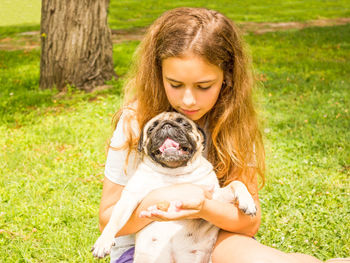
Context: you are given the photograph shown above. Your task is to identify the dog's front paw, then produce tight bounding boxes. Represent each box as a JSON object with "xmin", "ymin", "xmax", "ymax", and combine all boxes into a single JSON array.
[
  {"xmin": 235, "ymin": 186, "xmax": 257, "ymax": 216},
  {"xmin": 91, "ymin": 234, "xmax": 116, "ymax": 259}
]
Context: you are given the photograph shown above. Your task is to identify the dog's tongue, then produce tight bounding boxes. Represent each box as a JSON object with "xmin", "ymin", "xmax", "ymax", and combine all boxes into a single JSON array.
[{"xmin": 159, "ymin": 138, "xmax": 180, "ymax": 153}]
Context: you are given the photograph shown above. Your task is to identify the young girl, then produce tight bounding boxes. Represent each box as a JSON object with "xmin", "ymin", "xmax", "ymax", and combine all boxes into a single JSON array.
[{"xmin": 99, "ymin": 7, "xmax": 347, "ymax": 263}]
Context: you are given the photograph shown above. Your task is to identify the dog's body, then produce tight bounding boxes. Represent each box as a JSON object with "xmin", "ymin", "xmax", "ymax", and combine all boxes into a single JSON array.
[
  {"xmin": 92, "ymin": 112, "xmax": 257, "ymax": 262},
  {"xmin": 114, "ymin": 155, "xmax": 220, "ymax": 262}
]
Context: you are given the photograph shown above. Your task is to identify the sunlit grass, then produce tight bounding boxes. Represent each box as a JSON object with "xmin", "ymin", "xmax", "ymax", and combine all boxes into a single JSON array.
[
  {"xmin": 1, "ymin": 0, "xmax": 350, "ymax": 35},
  {"xmin": 109, "ymin": 0, "xmax": 350, "ymax": 28},
  {"xmin": 0, "ymin": 0, "xmax": 41, "ymax": 27},
  {"xmin": 248, "ymin": 25, "xmax": 349, "ymax": 259}
]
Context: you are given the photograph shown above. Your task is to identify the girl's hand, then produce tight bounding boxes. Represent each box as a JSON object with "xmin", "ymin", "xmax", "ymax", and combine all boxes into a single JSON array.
[{"xmin": 139, "ymin": 183, "xmax": 214, "ymax": 221}]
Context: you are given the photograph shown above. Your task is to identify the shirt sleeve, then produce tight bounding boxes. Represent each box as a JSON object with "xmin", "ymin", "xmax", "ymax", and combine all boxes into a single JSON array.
[
  {"xmin": 247, "ymin": 143, "xmax": 257, "ymax": 167},
  {"xmin": 104, "ymin": 109, "xmax": 140, "ymax": 185}
]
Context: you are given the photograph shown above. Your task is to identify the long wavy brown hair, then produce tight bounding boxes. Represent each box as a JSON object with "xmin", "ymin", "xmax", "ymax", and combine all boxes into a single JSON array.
[{"xmin": 112, "ymin": 7, "xmax": 265, "ymax": 193}]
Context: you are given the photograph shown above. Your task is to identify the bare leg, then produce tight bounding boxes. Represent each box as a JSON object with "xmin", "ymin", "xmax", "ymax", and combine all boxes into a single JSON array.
[
  {"xmin": 291, "ymin": 253, "xmax": 325, "ymax": 263},
  {"xmin": 325, "ymin": 259, "xmax": 350, "ymax": 263},
  {"xmin": 212, "ymin": 230, "xmax": 323, "ymax": 263}
]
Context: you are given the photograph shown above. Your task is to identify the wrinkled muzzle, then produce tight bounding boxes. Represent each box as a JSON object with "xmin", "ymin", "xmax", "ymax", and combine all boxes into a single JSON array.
[{"xmin": 146, "ymin": 121, "xmax": 196, "ymax": 168}]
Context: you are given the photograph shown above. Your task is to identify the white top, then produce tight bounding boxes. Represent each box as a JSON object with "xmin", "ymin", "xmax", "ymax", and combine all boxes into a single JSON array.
[
  {"xmin": 104, "ymin": 108, "xmax": 140, "ymax": 261},
  {"xmin": 105, "ymin": 108, "xmax": 140, "ymax": 186}
]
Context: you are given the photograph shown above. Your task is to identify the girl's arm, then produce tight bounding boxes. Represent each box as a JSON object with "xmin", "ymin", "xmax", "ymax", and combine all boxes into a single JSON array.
[
  {"xmin": 201, "ymin": 167, "xmax": 261, "ymax": 237},
  {"xmin": 141, "ymin": 192, "xmax": 261, "ymax": 237},
  {"xmin": 99, "ymin": 177, "xmax": 155, "ymax": 236},
  {"xmin": 100, "ymin": 171, "xmax": 260, "ymax": 237},
  {"xmin": 99, "ymin": 177, "xmax": 214, "ymax": 236},
  {"xmin": 200, "ymin": 188, "xmax": 261, "ymax": 237},
  {"xmin": 141, "ymin": 169, "xmax": 261, "ymax": 237}
]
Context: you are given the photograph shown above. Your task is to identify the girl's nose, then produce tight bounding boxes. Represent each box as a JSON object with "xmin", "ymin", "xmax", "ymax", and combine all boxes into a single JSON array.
[{"xmin": 182, "ymin": 88, "xmax": 196, "ymax": 107}]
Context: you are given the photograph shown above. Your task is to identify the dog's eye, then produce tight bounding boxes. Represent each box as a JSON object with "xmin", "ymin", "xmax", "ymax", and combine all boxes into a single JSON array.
[
  {"xmin": 147, "ymin": 121, "xmax": 159, "ymax": 134},
  {"xmin": 147, "ymin": 126, "xmax": 155, "ymax": 134},
  {"xmin": 176, "ymin": 118, "xmax": 189, "ymax": 125},
  {"xmin": 175, "ymin": 117, "xmax": 192, "ymax": 130}
]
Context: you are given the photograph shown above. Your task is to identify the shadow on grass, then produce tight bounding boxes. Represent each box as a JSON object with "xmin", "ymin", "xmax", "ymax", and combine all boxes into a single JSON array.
[
  {"xmin": 0, "ymin": 48, "xmax": 123, "ymax": 127},
  {"xmin": 1, "ymin": 24, "xmax": 349, "ymax": 128},
  {"xmin": 0, "ymin": 24, "xmax": 40, "ymax": 36}
]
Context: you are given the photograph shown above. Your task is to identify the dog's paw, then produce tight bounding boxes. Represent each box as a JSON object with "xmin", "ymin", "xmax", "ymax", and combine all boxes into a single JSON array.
[
  {"xmin": 91, "ymin": 234, "xmax": 116, "ymax": 258},
  {"xmin": 235, "ymin": 187, "xmax": 257, "ymax": 216},
  {"xmin": 214, "ymin": 182, "xmax": 257, "ymax": 216}
]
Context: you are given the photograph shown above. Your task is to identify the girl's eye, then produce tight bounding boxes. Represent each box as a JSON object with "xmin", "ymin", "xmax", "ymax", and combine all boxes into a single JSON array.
[
  {"xmin": 198, "ymin": 85, "xmax": 211, "ymax": 90},
  {"xmin": 170, "ymin": 83, "xmax": 182, "ymax": 88}
]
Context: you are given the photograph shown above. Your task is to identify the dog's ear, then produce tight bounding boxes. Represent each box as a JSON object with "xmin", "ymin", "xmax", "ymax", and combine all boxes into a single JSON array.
[
  {"xmin": 196, "ymin": 125, "xmax": 207, "ymax": 150},
  {"xmin": 137, "ymin": 130, "xmax": 144, "ymax": 152}
]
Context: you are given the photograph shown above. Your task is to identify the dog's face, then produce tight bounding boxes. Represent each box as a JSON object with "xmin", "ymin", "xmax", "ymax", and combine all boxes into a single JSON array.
[{"xmin": 138, "ymin": 112, "xmax": 206, "ymax": 168}]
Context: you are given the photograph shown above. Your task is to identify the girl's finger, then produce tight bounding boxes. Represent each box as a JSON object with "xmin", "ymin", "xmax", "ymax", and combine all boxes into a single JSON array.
[
  {"xmin": 140, "ymin": 208, "xmax": 199, "ymax": 220},
  {"xmin": 201, "ymin": 184, "xmax": 214, "ymax": 199},
  {"xmin": 147, "ymin": 205, "xmax": 157, "ymax": 211},
  {"xmin": 173, "ymin": 198, "xmax": 203, "ymax": 210},
  {"xmin": 155, "ymin": 209, "xmax": 199, "ymax": 220},
  {"xmin": 139, "ymin": 211, "xmax": 151, "ymax": 218}
]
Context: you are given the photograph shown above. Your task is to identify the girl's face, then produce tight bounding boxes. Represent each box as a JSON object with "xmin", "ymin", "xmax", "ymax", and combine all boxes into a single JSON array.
[{"xmin": 162, "ymin": 53, "xmax": 224, "ymax": 125}]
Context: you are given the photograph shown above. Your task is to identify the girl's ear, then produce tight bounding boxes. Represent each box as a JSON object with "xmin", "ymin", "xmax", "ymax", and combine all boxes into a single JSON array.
[
  {"xmin": 137, "ymin": 131, "xmax": 144, "ymax": 152},
  {"xmin": 196, "ymin": 125, "xmax": 207, "ymax": 150}
]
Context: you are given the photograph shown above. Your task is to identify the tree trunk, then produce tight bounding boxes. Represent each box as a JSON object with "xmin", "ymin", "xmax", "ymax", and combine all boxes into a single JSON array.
[{"xmin": 40, "ymin": 0, "xmax": 116, "ymax": 92}]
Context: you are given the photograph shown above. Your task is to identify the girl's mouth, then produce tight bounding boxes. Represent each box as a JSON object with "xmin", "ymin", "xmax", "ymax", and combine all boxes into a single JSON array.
[{"xmin": 181, "ymin": 108, "xmax": 199, "ymax": 115}]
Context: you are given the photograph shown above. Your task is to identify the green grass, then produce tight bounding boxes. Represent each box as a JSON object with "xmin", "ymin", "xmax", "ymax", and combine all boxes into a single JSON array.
[
  {"xmin": 108, "ymin": 0, "xmax": 350, "ymax": 29},
  {"xmin": 0, "ymin": 0, "xmax": 41, "ymax": 27},
  {"xmin": 247, "ymin": 25, "xmax": 350, "ymax": 259},
  {"xmin": 1, "ymin": 1, "xmax": 349, "ymax": 262},
  {"xmin": 1, "ymin": 0, "xmax": 350, "ymax": 35},
  {"xmin": 0, "ymin": 41, "xmax": 138, "ymax": 127},
  {"xmin": 1, "ymin": 24, "xmax": 349, "ymax": 261},
  {"xmin": 0, "ymin": 0, "xmax": 41, "ymax": 36}
]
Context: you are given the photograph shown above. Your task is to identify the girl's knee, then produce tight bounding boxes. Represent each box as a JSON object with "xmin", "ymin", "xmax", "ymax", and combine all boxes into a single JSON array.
[
  {"xmin": 211, "ymin": 233, "xmax": 294, "ymax": 263},
  {"xmin": 212, "ymin": 251, "xmax": 268, "ymax": 263},
  {"xmin": 212, "ymin": 232, "xmax": 267, "ymax": 263}
]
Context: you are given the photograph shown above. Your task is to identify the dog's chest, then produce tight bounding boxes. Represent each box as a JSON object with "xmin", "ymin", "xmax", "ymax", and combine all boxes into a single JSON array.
[
  {"xmin": 125, "ymin": 157, "xmax": 218, "ymax": 193},
  {"xmin": 128, "ymin": 158, "xmax": 220, "ymax": 262}
]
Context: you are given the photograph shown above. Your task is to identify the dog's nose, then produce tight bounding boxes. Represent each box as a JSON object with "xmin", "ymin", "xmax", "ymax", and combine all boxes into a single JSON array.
[{"xmin": 162, "ymin": 123, "xmax": 172, "ymax": 130}]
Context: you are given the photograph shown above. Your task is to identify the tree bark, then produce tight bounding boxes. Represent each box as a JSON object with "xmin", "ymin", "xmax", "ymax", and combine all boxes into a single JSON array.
[{"xmin": 40, "ymin": 0, "xmax": 116, "ymax": 91}]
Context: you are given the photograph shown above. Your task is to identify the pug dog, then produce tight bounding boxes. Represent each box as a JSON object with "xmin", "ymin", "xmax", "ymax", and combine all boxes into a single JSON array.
[{"xmin": 92, "ymin": 112, "xmax": 257, "ymax": 262}]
